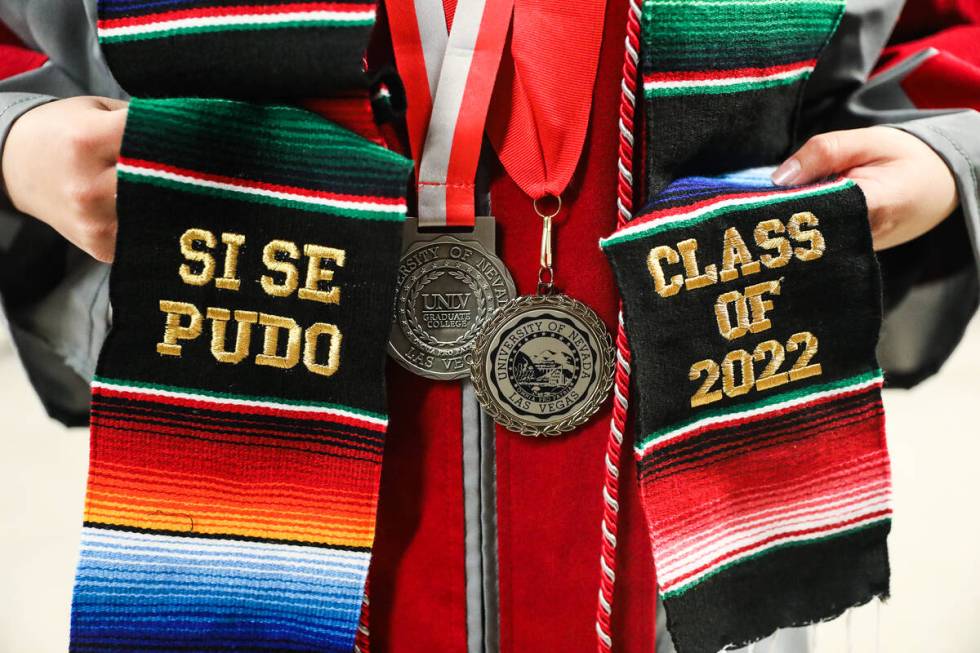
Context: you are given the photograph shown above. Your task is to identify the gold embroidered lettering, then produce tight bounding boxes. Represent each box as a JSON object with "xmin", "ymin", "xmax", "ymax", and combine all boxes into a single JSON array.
[
  {"xmin": 744, "ymin": 279, "xmax": 781, "ymax": 334},
  {"xmin": 647, "ymin": 245, "xmax": 683, "ymax": 298},
  {"xmin": 299, "ymin": 244, "xmax": 345, "ymax": 305},
  {"xmin": 689, "ymin": 359, "xmax": 722, "ymax": 407},
  {"xmin": 207, "ymin": 307, "xmax": 258, "ymax": 364},
  {"xmin": 157, "ymin": 300, "xmax": 202, "ymax": 356},
  {"xmin": 261, "ymin": 240, "xmax": 300, "ymax": 297},
  {"xmin": 179, "ymin": 229, "xmax": 216, "ymax": 286},
  {"xmin": 787, "ymin": 331, "xmax": 822, "ymax": 380},
  {"xmin": 719, "ymin": 227, "xmax": 759, "ymax": 282},
  {"xmin": 255, "ymin": 313, "xmax": 302, "ymax": 369},
  {"xmin": 721, "ymin": 349, "xmax": 754, "ymax": 397},
  {"xmin": 215, "ymin": 232, "xmax": 246, "ymax": 291},
  {"xmin": 754, "ymin": 219, "xmax": 792, "ymax": 269},
  {"xmin": 304, "ymin": 322, "xmax": 342, "ymax": 377},
  {"xmin": 788, "ymin": 212, "xmax": 825, "ymax": 262},
  {"xmin": 677, "ymin": 238, "xmax": 718, "ymax": 291},
  {"xmin": 753, "ymin": 339, "xmax": 788, "ymax": 391},
  {"xmin": 689, "ymin": 332, "xmax": 823, "ymax": 406},
  {"xmin": 714, "ymin": 290, "xmax": 750, "ymax": 340}
]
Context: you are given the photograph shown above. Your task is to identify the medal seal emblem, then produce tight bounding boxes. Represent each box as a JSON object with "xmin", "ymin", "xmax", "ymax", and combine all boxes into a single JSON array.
[
  {"xmin": 468, "ymin": 294, "xmax": 614, "ymax": 436},
  {"xmin": 389, "ymin": 236, "xmax": 516, "ymax": 379}
]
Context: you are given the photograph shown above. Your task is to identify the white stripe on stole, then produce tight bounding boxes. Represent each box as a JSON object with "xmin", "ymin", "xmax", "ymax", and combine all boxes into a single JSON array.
[
  {"xmin": 115, "ymin": 163, "xmax": 405, "ymax": 216},
  {"xmin": 659, "ymin": 501, "xmax": 890, "ymax": 592},
  {"xmin": 98, "ymin": 11, "xmax": 376, "ymax": 38},
  {"xmin": 92, "ymin": 379, "xmax": 389, "ymax": 427},
  {"xmin": 658, "ymin": 481, "xmax": 891, "ymax": 566},
  {"xmin": 80, "ymin": 527, "xmax": 370, "ymax": 574},
  {"xmin": 644, "ymin": 65, "xmax": 814, "ymax": 90}
]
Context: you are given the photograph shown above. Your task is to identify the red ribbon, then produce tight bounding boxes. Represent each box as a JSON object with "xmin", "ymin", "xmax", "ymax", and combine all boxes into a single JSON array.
[{"xmin": 487, "ymin": 0, "xmax": 608, "ymax": 203}]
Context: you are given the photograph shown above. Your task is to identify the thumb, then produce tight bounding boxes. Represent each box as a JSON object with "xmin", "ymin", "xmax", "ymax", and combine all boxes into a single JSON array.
[
  {"xmin": 771, "ymin": 129, "xmax": 878, "ymax": 186},
  {"xmin": 93, "ymin": 102, "xmax": 129, "ymax": 162},
  {"xmin": 95, "ymin": 97, "xmax": 129, "ymax": 112}
]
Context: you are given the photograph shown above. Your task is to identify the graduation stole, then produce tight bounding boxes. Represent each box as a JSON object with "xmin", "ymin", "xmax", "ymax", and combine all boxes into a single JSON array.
[
  {"xmin": 69, "ymin": 5, "xmax": 413, "ymax": 652},
  {"xmin": 602, "ymin": 1, "xmax": 892, "ymax": 652}
]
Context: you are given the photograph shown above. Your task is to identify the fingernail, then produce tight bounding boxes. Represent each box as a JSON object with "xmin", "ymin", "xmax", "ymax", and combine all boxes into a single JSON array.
[{"xmin": 771, "ymin": 158, "xmax": 801, "ymax": 186}]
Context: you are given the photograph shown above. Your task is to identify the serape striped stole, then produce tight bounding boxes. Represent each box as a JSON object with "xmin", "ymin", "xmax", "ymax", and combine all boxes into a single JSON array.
[
  {"xmin": 602, "ymin": 172, "xmax": 890, "ymax": 653},
  {"xmin": 95, "ymin": 0, "xmax": 377, "ymax": 98},
  {"xmin": 69, "ymin": 98, "xmax": 412, "ymax": 652},
  {"xmin": 602, "ymin": 1, "xmax": 892, "ymax": 648}
]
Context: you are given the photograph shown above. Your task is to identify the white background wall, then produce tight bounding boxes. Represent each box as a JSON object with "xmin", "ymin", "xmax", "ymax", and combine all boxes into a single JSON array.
[{"xmin": 0, "ymin": 321, "xmax": 978, "ymax": 653}]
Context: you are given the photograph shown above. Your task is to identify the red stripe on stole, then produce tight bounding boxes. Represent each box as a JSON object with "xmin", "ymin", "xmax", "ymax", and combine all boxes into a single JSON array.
[
  {"xmin": 654, "ymin": 453, "xmax": 891, "ymax": 545},
  {"xmin": 90, "ymin": 414, "xmax": 382, "ymax": 462},
  {"xmin": 116, "ymin": 156, "xmax": 404, "ymax": 211},
  {"xmin": 643, "ymin": 59, "xmax": 817, "ymax": 84},
  {"xmin": 85, "ymin": 424, "xmax": 380, "ymax": 535},
  {"xmin": 640, "ymin": 381, "xmax": 882, "ymax": 455},
  {"xmin": 94, "ymin": 397, "xmax": 378, "ymax": 445},
  {"xmin": 89, "ymin": 422, "xmax": 378, "ymax": 494},
  {"xmin": 93, "ymin": 385, "xmax": 386, "ymax": 432},
  {"xmin": 97, "ymin": 3, "xmax": 375, "ymax": 29},
  {"xmin": 88, "ymin": 462, "xmax": 380, "ymax": 509},
  {"xmin": 641, "ymin": 395, "xmax": 883, "ymax": 478},
  {"xmin": 640, "ymin": 408, "xmax": 888, "ymax": 544}
]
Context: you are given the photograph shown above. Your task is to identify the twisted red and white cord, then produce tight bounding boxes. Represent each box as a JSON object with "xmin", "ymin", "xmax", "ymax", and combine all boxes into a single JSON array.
[{"xmin": 595, "ymin": 0, "xmax": 641, "ymax": 650}]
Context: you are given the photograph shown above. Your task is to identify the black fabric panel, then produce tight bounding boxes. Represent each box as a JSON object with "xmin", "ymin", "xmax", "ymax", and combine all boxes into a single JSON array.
[
  {"xmin": 608, "ymin": 183, "xmax": 881, "ymax": 433},
  {"xmin": 645, "ymin": 42, "xmax": 827, "ymax": 72},
  {"xmin": 663, "ymin": 522, "xmax": 891, "ymax": 653},
  {"xmin": 645, "ymin": 84, "xmax": 803, "ymax": 196},
  {"xmin": 101, "ymin": 27, "xmax": 373, "ymax": 99},
  {"xmin": 100, "ymin": 181, "xmax": 400, "ymax": 414}
]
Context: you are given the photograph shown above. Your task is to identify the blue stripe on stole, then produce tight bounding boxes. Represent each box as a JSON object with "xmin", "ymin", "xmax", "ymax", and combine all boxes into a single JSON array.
[
  {"xmin": 70, "ymin": 528, "xmax": 367, "ymax": 652},
  {"xmin": 648, "ymin": 167, "xmax": 782, "ymax": 209}
]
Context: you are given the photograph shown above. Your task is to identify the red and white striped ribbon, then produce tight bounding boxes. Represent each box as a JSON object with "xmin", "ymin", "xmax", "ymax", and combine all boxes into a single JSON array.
[{"xmin": 387, "ymin": 0, "xmax": 514, "ymax": 227}]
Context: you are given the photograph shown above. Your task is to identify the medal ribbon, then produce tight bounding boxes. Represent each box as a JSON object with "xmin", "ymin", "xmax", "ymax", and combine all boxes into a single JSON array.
[
  {"xmin": 387, "ymin": 0, "xmax": 514, "ymax": 227},
  {"xmin": 486, "ymin": 0, "xmax": 608, "ymax": 203}
]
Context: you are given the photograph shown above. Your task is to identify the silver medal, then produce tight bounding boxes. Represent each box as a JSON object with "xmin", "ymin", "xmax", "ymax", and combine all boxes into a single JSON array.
[
  {"xmin": 468, "ymin": 293, "xmax": 614, "ymax": 436},
  {"xmin": 467, "ymin": 196, "xmax": 614, "ymax": 436},
  {"xmin": 388, "ymin": 217, "xmax": 516, "ymax": 379}
]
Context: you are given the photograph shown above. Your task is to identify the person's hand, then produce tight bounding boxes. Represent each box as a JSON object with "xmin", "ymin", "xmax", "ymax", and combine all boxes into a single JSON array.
[
  {"xmin": 2, "ymin": 96, "xmax": 128, "ymax": 263},
  {"xmin": 772, "ymin": 126, "xmax": 959, "ymax": 251}
]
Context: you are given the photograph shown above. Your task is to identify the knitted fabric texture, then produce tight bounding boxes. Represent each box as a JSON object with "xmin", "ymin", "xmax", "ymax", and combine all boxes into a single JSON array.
[
  {"xmin": 598, "ymin": 1, "xmax": 891, "ymax": 649},
  {"xmin": 641, "ymin": 0, "xmax": 845, "ymax": 194},
  {"xmin": 97, "ymin": 0, "xmax": 378, "ymax": 98},
  {"xmin": 69, "ymin": 98, "xmax": 412, "ymax": 652},
  {"xmin": 602, "ymin": 169, "xmax": 891, "ymax": 653}
]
